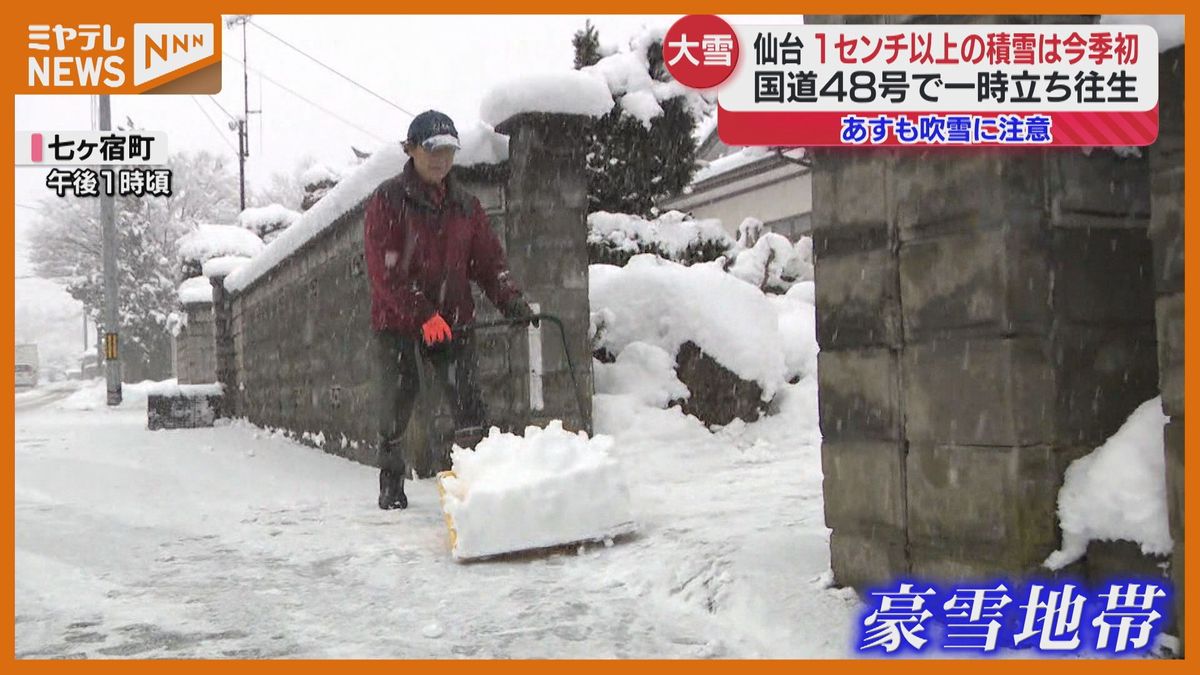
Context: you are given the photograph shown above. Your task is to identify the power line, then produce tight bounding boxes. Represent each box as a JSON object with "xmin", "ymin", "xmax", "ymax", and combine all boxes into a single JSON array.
[
  {"xmin": 206, "ymin": 95, "xmax": 238, "ymax": 122},
  {"xmin": 17, "ymin": 203, "xmax": 39, "ymax": 211},
  {"xmin": 223, "ymin": 52, "xmax": 389, "ymax": 143},
  {"xmin": 189, "ymin": 96, "xmax": 238, "ymax": 152},
  {"xmin": 246, "ymin": 19, "xmax": 417, "ymax": 118}
]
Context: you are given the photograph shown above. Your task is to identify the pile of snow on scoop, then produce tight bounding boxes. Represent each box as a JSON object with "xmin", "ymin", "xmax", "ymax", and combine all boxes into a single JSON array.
[{"xmin": 437, "ymin": 421, "xmax": 636, "ymax": 560}]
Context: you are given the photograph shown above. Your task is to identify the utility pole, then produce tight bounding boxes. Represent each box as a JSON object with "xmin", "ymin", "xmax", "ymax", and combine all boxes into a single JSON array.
[
  {"xmin": 98, "ymin": 94, "xmax": 122, "ymax": 405},
  {"xmin": 225, "ymin": 15, "xmax": 260, "ymax": 211}
]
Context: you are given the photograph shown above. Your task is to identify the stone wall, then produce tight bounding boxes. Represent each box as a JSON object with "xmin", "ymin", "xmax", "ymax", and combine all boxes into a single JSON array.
[{"xmin": 814, "ymin": 16, "xmax": 1171, "ymax": 591}]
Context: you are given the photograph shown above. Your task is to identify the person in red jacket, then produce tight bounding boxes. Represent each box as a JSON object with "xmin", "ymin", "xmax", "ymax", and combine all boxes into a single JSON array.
[{"xmin": 364, "ymin": 110, "xmax": 535, "ymax": 510}]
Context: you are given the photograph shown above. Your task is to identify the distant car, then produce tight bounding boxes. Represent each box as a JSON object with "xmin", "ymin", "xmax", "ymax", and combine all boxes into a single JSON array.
[
  {"xmin": 15, "ymin": 364, "xmax": 37, "ymax": 389},
  {"xmin": 16, "ymin": 343, "xmax": 39, "ymax": 389}
]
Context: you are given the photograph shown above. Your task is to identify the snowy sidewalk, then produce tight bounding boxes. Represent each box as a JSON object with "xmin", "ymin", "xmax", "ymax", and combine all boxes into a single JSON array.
[{"xmin": 15, "ymin": 379, "xmax": 858, "ymax": 659}]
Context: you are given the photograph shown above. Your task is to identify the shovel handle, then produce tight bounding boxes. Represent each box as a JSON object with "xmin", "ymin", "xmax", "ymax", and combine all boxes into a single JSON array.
[{"xmin": 459, "ymin": 313, "xmax": 587, "ymax": 424}]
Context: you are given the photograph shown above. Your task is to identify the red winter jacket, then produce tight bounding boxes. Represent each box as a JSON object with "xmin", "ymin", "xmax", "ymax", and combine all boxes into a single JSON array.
[{"xmin": 364, "ymin": 159, "xmax": 522, "ymax": 336}]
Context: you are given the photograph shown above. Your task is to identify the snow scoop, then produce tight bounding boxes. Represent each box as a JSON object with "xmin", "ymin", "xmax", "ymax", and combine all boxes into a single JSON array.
[{"xmin": 434, "ymin": 313, "xmax": 636, "ymax": 561}]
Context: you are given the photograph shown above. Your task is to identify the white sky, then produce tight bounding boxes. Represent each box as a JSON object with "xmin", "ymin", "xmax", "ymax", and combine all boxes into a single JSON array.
[{"xmin": 15, "ymin": 15, "xmax": 804, "ymax": 230}]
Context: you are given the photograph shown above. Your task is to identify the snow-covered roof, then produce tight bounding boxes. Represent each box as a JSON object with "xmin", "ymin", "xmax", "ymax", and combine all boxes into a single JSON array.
[
  {"xmin": 1099, "ymin": 15, "xmax": 1184, "ymax": 51},
  {"xmin": 225, "ymin": 144, "xmax": 409, "ymax": 294},
  {"xmin": 178, "ymin": 275, "xmax": 214, "ymax": 305},
  {"xmin": 177, "ymin": 224, "xmax": 264, "ymax": 263},
  {"xmin": 691, "ymin": 146, "xmax": 806, "ymax": 185},
  {"xmin": 202, "ymin": 255, "xmax": 250, "ymax": 279},
  {"xmin": 454, "ymin": 121, "xmax": 510, "ymax": 167},
  {"xmin": 481, "ymin": 71, "xmax": 615, "ymax": 127},
  {"xmin": 238, "ymin": 203, "xmax": 300, "ymax": 232}
]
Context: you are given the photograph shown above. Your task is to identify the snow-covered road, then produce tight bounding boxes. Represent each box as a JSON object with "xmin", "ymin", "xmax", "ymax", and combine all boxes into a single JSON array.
[{"xmin": 15, "ymin": 378, "xmax": 860, "ymax": 658}]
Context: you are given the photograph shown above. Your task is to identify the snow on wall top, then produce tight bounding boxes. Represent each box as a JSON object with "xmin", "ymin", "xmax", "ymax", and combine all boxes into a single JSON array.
[
  {"xmin": 177, "ymin": 224, "xmax": 264, "ymax": 263},
  {"xmin": 590, "ymin": 254, "xmax": 788, "ymax": 398},
  {"xmin": 224, "ymin": 144, "xmax": 409, "ymax": 294},
  {"xmin": 1099, "ymin": 15, "xmax": 1184, "ymax": 51},
  {"xmin": 1044, "ymin": 396, "xmax": 1173, "ymax": 570},
  {"xmin": 480, "ymin": 71, "xmax": 615, "ymax": 127},
  {"xmin": 454, "ymin": 121, "xmax": 510, "ymax": 167},
  {"xmin": 588, "ymin": 210, "xmax": 732, "ymax": 258},
  {"xmin": 178, "ymin": 275, "xmax": 214, "ymax": 305}
]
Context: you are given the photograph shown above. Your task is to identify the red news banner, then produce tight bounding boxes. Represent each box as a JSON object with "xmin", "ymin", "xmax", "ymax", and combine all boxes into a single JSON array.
[{"xmin": 710, "ymin": 24, "xmax": 1160, "ymax": 147}]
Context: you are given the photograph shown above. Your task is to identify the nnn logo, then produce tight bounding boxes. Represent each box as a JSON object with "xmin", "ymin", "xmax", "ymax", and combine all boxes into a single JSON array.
[{"xmin": 134, "ymin": 23, "xmax": 214, "ymax": 86}]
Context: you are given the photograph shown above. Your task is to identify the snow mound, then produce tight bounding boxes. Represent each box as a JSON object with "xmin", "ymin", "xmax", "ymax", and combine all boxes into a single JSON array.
[
  {"xmin": 438, "ymin": 421, "xmax": 636, "ymax": 560},
  {"xmin": 769, "ymin": 281, "xmax": 818, "ymax": 382},
  {"xmin": 201, "ymin": 255, "xmax": 249, "ymax": 279},
  {"xmin": 1044, "ymin": 397, "xmax": 1172, "ymax": 570},
  {"xmin": 594, "ymin": 342, "xmax": 689, "ymax": 408},
  {"xmin": 177, "ymin": 224, "xmax": 264, "ymax": 263},
  {"xmin": 178, "ymin": 276, "xmax": 213, "ymax": 305},
  {"xmin": 480, "ymin": 71, "xmax": 615, "ymax": 126},
  {"xmin": 225, "ymin": 144, "xmax": 409, "ymax": 294},
  {"xmin": 588, "ymin": 210, "xmax": 733, "ymax": 259},
  {"xmin": 454, "ymin": 121, "xmax": 510, "ymax": 167},
  {"xmin": 590, "ymin": 255, "xmax": 788, "ymax": 399}
]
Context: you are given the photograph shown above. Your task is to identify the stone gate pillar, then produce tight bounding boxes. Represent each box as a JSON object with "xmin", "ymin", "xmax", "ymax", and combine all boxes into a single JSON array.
[
  {"xmin": 813, "ymin": 15, "xmax": 1162, "ymax": 589},
  {"xmin": 211, "ymin": 275, "xmax": 238, "ymax": 417},
  {"xmin": 495, "ymin": 112, "xmax": 595, "ymax": 434},
  {"xmin": 1152, "ymin": 43, "xmax": 1185, "ymax": 650}
]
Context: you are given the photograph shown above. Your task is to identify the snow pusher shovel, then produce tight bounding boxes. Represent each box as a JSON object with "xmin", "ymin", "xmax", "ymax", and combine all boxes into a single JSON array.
[{"xmin": 435, "ymin": 313, "xmax": 636, "ymax": 561}]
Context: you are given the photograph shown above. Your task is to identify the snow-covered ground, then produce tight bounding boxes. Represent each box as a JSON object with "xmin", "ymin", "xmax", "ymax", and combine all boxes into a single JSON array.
[{"xmin": 15, "ymin": 369, "xmax": 858, "ymax": 658}]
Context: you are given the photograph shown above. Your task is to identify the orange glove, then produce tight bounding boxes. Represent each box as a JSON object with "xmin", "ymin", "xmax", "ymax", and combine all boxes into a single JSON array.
[{"xmin": 421, "ymin": 313, "xmax": 452, "ymax": 346}]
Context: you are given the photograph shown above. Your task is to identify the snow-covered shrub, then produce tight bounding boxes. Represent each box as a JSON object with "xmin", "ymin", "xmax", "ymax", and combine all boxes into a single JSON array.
[
  {"xmin": 728, "ymin": 233, "xmax": 814, "ymax": 292},
  {"xmin": 588, "ymin": 210, "xmax": 735, "ymax": 266}
]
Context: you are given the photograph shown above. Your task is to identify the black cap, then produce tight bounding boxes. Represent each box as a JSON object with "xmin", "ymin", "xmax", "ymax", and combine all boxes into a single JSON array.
[{"xmin": 406, "ymin": 110, "xmax": 460, "ymax": 151}]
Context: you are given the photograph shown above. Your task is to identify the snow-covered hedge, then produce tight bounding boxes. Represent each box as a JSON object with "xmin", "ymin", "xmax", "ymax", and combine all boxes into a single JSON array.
[
  {"xmin": 588, "ymin": 210, "xmax": 734, "ymax": 266},
  {"xmin": 177, "ymin": 224, "xmax": 264, "ymax": 264},
  {"xmin": 238, "ymin": 204, "xmax": 300, "ymax": 243},
  {"xmin": 588, "ymin": 211, "xmax": 813, "ymax": 292}
]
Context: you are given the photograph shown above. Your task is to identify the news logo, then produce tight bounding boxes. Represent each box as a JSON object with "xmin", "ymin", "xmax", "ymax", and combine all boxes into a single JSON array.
[
  {"xmin": 24, "ymin": 20, "xmax": 221, "ymax": 94},
  {"xmin": 858, "ymin": 579, "xmax": 1172, "ymax": 656}
]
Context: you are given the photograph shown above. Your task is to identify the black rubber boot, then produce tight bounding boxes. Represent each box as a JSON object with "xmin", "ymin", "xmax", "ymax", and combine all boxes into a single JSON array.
[{"xmin": 378, "ymin": 468, "xmax": 408, "ymax": 510}]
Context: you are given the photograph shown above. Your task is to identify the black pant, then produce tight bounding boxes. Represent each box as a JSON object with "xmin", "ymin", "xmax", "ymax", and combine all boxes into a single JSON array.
[{"xmin": 372, "ymin": 330, "xmax": 487, "ymax": 474}]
